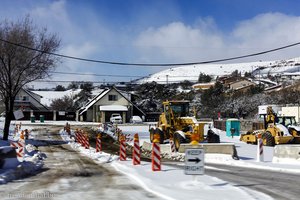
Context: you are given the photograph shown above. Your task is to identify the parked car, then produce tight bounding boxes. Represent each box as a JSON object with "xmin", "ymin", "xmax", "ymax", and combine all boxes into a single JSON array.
[
  {"xmin": 130, "ymin": 116, "xmax": 143, "ymax": 124},
  {"xmin": 110, "ymin": 113, "xmax": 122, "ymax": 124}
]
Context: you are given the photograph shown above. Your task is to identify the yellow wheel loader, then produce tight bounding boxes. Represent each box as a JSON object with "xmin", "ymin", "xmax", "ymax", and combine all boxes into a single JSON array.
[
  {"xmin": 149, "ymin": 100, "xmax": 220, "ymax": 150},
  {"xmin": 240, "ymin": 106, "xmax": 300, "ymax": 146}
]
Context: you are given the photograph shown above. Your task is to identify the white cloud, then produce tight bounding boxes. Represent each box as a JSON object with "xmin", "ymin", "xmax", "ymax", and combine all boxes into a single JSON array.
[
  {"xmin": 134, "ymin": 21, "xmax": 224, "ymax": 63},
  {"xmin": 2, "ymin": 1, "xmax": 300, "ymax": 88},
  {"xmin": 134, "ymin": 13, "xmax": 300, "ymax": 64}
]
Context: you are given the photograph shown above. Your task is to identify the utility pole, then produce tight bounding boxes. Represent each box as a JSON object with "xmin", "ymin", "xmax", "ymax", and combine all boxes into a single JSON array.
[{"xmin": 166, "ymin": 75, "xmax": 169, "ymax": 85}]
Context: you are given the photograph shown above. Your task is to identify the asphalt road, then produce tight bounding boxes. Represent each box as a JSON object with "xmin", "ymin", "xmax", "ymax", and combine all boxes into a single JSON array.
[
  {"xmin": 208, "ymin": 163, "xmax": 300, "ymax": 200},
  {"xmin": 166, "ymin": 162, "xmax": 300, "ymax": 200},
  {"xmin": 3, "ymin": 125, "xmax": 300, "ymax": 200},
  {"xmin": 0, "ymin": 127, "xmax": 159, "ymax": 200}
]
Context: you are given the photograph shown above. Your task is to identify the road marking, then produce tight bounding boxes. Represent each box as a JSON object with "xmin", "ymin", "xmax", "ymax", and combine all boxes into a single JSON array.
[{"xmin": 205, "ymin": 166, "xmax": 230, "ymax": 172}]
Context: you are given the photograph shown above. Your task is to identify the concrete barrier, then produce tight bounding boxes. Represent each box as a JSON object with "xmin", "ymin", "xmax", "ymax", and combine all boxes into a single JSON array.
[
  {"xmin": 273, "ymin": 145, "xmax": 300, "ymax": 163},
  {"xmin": 142, "ymin": 142, "xmax": 172, "ymax": 154},
  {"xmin": 0, "ymin": 146, "xmax": 19, "ymax": 169},
  {"xmin": 142, "ymin": 142, "xmax": 239, "ymax": 159},
  {"xmin": 179, "ymin": 143, "xmax": 239, "ymax": 159}
]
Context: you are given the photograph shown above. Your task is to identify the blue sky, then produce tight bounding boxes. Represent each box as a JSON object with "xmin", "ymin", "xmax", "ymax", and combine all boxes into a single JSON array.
[{"xmin": 1, "ymin": 0, "xmax": 300, "ymax": 88}]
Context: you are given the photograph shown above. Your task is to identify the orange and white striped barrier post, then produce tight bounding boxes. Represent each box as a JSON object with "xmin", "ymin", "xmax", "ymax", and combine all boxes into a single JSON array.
[
  {"xmin": 133, "ymin": 133, "xmax": 140, "ymax": 165},
  {"xmin": 257, "ymin": 133, "xmax": 264, "ymax": 162},
  {"xmin": 77, "ymin": 130, "xmax": 81, "ymax": 144},
  {"xmin": 10, "ymin": 137, "xmax": 25, "ymax": 162},
  {"xmin": 80, "ymin": 130, "xmax": 84, "ymax": 146},
  {"xmin": 170, "ymin": 137, "xmax": 176, "ymax": 153},
  {"xmin": 152, "ymin": 133, "xmax": 161, "ymax": 171},
  {"xmin": 85, "ymin": 132, "xmax": 90, "ymax": 149},
  {"xmin": 119, "ymin": 135, "xmax": 126, "ymax": 161},
  {"xmin": 96, "ymin": 134, "xmax": 102, "ymax": 153}
]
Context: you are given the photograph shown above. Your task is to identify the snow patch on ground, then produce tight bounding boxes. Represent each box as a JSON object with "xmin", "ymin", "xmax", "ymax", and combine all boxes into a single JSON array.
[
  {"xmin": 0, "ymin": 124, "xmax": 46, "ymax": 184},
  {"xmin": 0, "ymin": 150, "xmax": 45, "ymax": 184},
  {"xmin": 61, "ymin": 128, "xmax": 270, "ymax": 200}
]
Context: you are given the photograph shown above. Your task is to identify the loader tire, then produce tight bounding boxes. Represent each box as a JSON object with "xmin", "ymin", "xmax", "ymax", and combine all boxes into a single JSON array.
[
  {"xmin": 155, "ymin": 128, "xmax": 164, "ymax": 144},
  {"xmin": 174, "ymin": 132, "xmax": 185, "ymax": 151},
  {"xmin": 150, "ymin": 128, "xmax": 155, "ymax": 143},
  {"xmin": 289, "ymin": 128, "xmax": 300, "ymax": 137},
  {"xmin": 262, "ymin": 132, "xmax": 275, "ymax": 146},
  {"xmin": 207, "ymin": 130, "xmax": 220, "ymax": 143}
]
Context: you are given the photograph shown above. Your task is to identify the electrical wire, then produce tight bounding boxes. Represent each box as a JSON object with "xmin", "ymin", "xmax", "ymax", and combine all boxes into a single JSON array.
[
  {"xmin": 0, "ymin": 38, "xmax": 300, "ymax": 67},
  {"xmin": 50, "ymin": 71, "xmax": 201, "ymax": 78},
  {"xmin": 50, "ymin": 71, "xmax": 143, "ymax": 78}
]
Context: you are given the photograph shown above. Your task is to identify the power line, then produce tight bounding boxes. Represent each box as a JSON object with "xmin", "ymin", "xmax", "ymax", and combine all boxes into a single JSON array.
[
  {"xmin": 0, "ymin": 38, "xmax": 300, "ymax": 66},
  {"xmin": 50, "ymin": 71, "xmax": 201, "ymax": 78},
  {"xmin": 50, "ymin": 71, "xmax": 144, "ymax": 78},
  {"xmin": 33, "ymin": 80, "xmax": 193, "ymax": 84}
]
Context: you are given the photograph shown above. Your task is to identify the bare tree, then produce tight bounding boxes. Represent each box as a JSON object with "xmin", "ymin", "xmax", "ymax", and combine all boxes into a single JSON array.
[
  {"xmin": 50, "ymin": 95, "xmax": 75, "ymax": 111},
  {"xmin": 0, "ymin": 17, "xmax": 60, "ymax": 140}
]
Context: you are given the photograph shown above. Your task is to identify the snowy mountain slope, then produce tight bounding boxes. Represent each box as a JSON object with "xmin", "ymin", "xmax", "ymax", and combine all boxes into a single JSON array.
[{"xmin": 136, "ymin": 57, "xmax": 300, "ymax": 84}]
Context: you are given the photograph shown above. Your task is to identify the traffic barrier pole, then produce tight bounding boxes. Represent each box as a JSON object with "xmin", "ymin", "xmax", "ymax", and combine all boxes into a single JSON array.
[
  {"xmin": 96, "ymin": 134, "xmax": 102, "ymax": 153},
  {"xmin": 169, "ymin": 137, "xmax": 176, "ymax": 153},
  {"xmin": 133, "ymin": 133, "xmax": 140, "ymax": 165},
  {"xmin": 119, "ymin": 135, "xmax": 126, "ymax": 161},
  {"xmin": 10, "ymin": 139, "xmax": 25, "ymax": 162},
  {"xmin": 77, "ymin": 131, "xmax": 81, "ymax": 144},
  {"xmin": 152, "ymin": 133, "xmax": 161, "ymax": 171},
  {"xmin": 257, "ymin": 133, "xmax": 264, "ymax": 162},
  {"xmin": 80, "ymin": 130, "xmax": 84, "ymax": 146},
  {"xmin": 85, "ymin": 132, "xmax": 90, "ymax": 149}
]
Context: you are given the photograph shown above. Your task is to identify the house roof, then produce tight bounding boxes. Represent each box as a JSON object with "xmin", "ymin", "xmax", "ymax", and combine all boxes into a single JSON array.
[
  {"xmin": 78, "ymin": 86, "xmax": 145, "ymax": 116},
  {"xmin": 23, "ymin": 89, "xmax": 49, "ymax": 110},
  {"xmin": 32, "ymin": 89, "xmax": 82, "ymax": 107},
  {"xmin": 79, "ymin": 89, "xmax": 110, "ymax": 115}
]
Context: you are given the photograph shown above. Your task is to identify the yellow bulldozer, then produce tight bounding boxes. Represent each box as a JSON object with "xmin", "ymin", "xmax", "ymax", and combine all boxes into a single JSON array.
[
  {"xmin": 240, "ymin": 106, "xmax": 300, "ymax": 146},
  {"xmin": 149, "ymin": 100, "xmax": 220, "ymax": 150}
]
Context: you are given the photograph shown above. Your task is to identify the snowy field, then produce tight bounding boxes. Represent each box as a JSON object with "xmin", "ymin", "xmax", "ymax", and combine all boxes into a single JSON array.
[{"xmin": 1, "ymin": 120, "xmax": 300, "ymax": 199}]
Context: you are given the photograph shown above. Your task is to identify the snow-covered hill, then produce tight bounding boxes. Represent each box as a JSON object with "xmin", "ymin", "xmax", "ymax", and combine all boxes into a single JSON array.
[{"xmin": 136, "ymin": 57, "xmax": 300, "ymax": 84}]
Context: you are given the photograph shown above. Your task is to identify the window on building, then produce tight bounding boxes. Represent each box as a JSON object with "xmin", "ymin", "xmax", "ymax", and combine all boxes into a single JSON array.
[
  {"xmin": 108, "ymin": 95, "xmax": 118, "ymax": 101},
  {"xmin": 22, "ymin": 96, "xmax": 29, "ymax": 101}
]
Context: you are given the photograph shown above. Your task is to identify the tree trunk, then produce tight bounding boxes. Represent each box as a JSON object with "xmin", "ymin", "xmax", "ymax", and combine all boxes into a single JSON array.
[
  {"xmin": 2, "ymin": 98, "xmax": 15, "ymax": 141},
  {"xmin": 3, "ymin": 114, "xmax": 12, "ymax": 140}
]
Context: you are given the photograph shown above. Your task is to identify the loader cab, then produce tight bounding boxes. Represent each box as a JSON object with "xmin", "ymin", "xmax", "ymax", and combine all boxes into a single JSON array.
[
  {"xmin": 164, "ymin": 101, "xmax": 190, "ymax": 116},
  {"xmin": 163, "ymin": 101, "xmax": 190, "ymax": 126},
  {"xmin": 277, "ymin": 116, "xmax": 297, "ymax": 127}
]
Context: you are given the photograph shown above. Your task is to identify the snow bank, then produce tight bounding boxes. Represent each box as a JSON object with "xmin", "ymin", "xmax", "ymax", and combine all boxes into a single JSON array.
[
  {"xmin": 111, "ymin": 160, "xmax": 272, "ymax": 200},
  {"xmin": 0, "ymin": 124, "xmax": 46, "ymax": 184},
  {"xmin": 61, "ymin": 128, "xmax": 271, "ymax": 200},
  {"xmin": 60, "ymin": 129, "xmax": 119, "ymax": 164}
]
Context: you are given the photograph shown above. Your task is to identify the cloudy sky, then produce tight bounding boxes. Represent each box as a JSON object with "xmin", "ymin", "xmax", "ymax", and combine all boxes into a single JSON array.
[{"xmin": 1, "ymin": 0, "xmax": 300, "ymax": 88}]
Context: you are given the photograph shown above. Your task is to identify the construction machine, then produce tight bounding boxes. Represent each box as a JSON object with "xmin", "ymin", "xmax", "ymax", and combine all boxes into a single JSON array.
[
  {"xmin": 277, "ymin": 116, "xmax": 300, "ymax": 137},
  {"xmin": 149, "ymin": 100, "xmax": 220, "ymax": 150},
  {"xmin": 240, "ymin": 106, "xmax": 300, "ymax": 146}
]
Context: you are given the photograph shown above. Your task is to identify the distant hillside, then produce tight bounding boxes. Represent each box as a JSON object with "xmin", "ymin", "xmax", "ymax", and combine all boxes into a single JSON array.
[{"xmin": 135, "ymin": 57, "xmax": 300, "ymax": 84}]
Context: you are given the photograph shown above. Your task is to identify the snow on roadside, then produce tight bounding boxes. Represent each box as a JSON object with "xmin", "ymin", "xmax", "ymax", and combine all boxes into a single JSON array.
[
  {"xmin": 59, "ymin": 129, "xmax": 119, "ymax": 164},
  {"xmin": 60, "ymin": 129, "xmax": 271, "ymax": 200},
  {"xmin": 111, "ymin": 160, "xmax": 272, "ymax": 200},
  {"xmin": 0, "ymin": 124, "xmax": 46, "ymax": 184}
]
